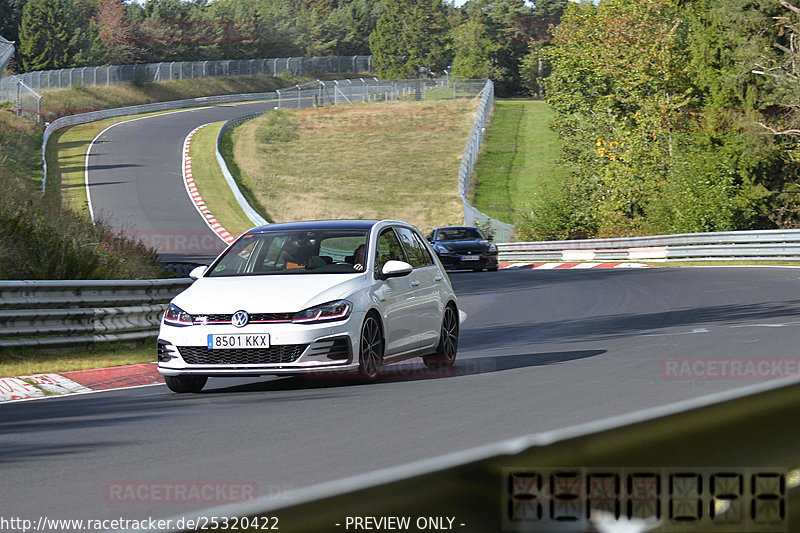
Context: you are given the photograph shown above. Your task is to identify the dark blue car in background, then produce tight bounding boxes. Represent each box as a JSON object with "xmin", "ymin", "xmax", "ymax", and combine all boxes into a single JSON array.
[{"xmin": 426, "ymin": 226, "xmax": 499, "ymax": 272}]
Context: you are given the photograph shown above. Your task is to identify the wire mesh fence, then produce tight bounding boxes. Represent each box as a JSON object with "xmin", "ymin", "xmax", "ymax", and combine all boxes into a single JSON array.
[
  {"xmin": 0, "ymin": 55, "xmax": 372, "ymax": 104},
  {"xmin": 457, "ymin": 80, "xmax": 515, "ymax": 242},
  {"xmin": 0, "ymin": 36, "xmax": 14, "ymax": 77},
  {"xmin": 277, "ymin": 78, "xmax": 486, "ymax": 107}
]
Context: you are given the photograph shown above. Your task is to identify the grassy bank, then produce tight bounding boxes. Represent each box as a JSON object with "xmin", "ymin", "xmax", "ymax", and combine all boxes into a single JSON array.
[
  {"xmin": 229, "ymin": 100, "xmax": 477, "ymax": 234},
  {"xmin": 0, "ymin": 339, "xmax": 155, "ymax": 378},
  {"xmin": 471, "ymin": 100, "xmax": 571, "ymax": 224},
  {"xmin": 39, "ymin": 74, "xmax": 292, "ymax": 124},
  {"xmin": 188, "ymin": 122, "xmax": 261, "ymax": 238}
]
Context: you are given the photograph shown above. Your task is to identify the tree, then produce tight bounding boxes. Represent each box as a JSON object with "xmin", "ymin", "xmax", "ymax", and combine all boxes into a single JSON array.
[
  {"xmin": 18, "ymin": 0, "xmax": 93, "ymax": 71},
  {"xmin": 369, "ymin": 0, "xmax": 450, "ymax": 78},
  {"xmin": 0, "ymin": 0, "xmax": 25, "ymax": 44},
  {"xmin": 94, "ymin": 0, "xmax": 138, "ymax": 64},
  {"xmin": 543, "ymin": 0, "xmax": 698, "ymax": 236},
  {"xmin": 450, "ymin": 9, "xmax": 500, "ymax": 78}
]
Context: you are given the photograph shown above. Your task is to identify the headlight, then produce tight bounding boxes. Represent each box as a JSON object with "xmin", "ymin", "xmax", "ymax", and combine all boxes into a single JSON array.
[
  {"xmin": 434, "ymin": 244, "xmax": 452, "ymax": 253},
  {"xmin": 488, "ymin": 243, "xmax": 498, "ymax": 253},
  {"xmin": 292, "ymin": 300, "xmax": 352, "ymax": 324},
  {"xmin": 163, "ymin": 304, "xmax": 194, "ymax": 327}
]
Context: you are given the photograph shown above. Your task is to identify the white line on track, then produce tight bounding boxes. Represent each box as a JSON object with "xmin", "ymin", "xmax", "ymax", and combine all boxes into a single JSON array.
[
  {"xmin": 0, "ymin": 382, "xmax": 165, "ymax": 406},
  {"xmin": 83, "ymin": 107, "xmax": 215, "ymax": 223}
]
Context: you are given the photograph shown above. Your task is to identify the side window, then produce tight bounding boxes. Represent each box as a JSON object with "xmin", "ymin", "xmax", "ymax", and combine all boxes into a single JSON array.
[
  {"xmin": 412, "ymin": 232, "xmax": 435, "ymax": 266},
  {"xmin": 396, "ymin": 227, "xmax": 432, "ymax": 267},
  {"xmin": 375, "ymin": 229, "xmax": 406, "ymax": 276}
]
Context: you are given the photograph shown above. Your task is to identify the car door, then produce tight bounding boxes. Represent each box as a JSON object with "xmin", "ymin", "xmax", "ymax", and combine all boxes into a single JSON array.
[
  {"xmin": 394, "ymin": 226, "xmax": 442, "ymax": 350},
  {"xmin": 372, "ymin": 227, "xmax": 421, "ymax": 355}
]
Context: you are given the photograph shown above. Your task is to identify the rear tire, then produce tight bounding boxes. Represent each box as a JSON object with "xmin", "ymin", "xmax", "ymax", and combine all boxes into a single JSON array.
[
  {"xmin": 164, "ymin": 375, "xmax": 207, "ymax": 393},
  {"xmin": 358, "ymin": 314, "xmax": 384, "ymax": 381},
  {"xmin": 423, "ymin": 304, "xmax": 459, "ymax": 370}
]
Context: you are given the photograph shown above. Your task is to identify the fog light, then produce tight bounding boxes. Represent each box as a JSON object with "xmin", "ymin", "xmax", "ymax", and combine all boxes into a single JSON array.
[{"xmin": 157, "ymin": 340, "xmax": 176, "ymax": 362}]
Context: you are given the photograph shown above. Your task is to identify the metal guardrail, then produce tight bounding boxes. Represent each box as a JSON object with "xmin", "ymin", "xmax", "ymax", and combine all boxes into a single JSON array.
[
  {"xmin": 0, "ymin": 279, "xmax": 191, "ymax": 347},
  {"xmin": 216, "ymin": 112, "xmax": 270, "ymax": 228},
  {"xmin": 498, "ymin": 228, "xmax": 800, "ymax": 262},
  {"xmin": 0, "ymin": 35, "xmax": 13, "ymax": 77},
  {"xmin": 458, "ymin": 81, "xmax": 515, "ymax": 242},
  {"xmin": 0, "ymin": 56, "xmax": 372, "ymax": 103}
]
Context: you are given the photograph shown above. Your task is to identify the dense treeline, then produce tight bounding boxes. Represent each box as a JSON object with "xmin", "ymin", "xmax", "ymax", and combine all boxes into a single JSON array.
[
  {"xmin": 7, "ymin": 0, "xmax": 800, "ymax": 240},
  {"xmin": 520, "ymin": 0, "xmax": 800, "ymax": 238},
  {"xmin": 1, "ymin": 0, "xmax": 567, "ymax": 95}
]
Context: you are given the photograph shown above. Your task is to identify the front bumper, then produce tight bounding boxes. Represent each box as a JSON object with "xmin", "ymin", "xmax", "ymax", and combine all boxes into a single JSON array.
[
  {"xmin": 157, "ymin": 314, "xmax": 361, "ymax": 377},
  {"xmin": 437, "ymin": 253, "xmax": 498, "ymax": 270}
]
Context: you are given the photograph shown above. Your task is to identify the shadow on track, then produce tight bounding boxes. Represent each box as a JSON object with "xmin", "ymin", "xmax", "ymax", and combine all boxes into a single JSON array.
[
  {"xmin": 449, "ymin": 268, "xmax": 635, "ymax": 296},
  {"xmin": 460, "ymin": 300, "xmax": 800, "ymax": 348},
  {"xmin": 201, "ymin": 349, "xmax": 606, "ymax": 395}
]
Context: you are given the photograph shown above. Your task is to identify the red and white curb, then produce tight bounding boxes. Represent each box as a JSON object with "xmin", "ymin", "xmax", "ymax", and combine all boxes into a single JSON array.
[
  {"xmin": 0, "ymin": 363, "xmax": 164, "ymax": 402},
  {"xmin": 499, "ymin": 262, "xmax": 654, "ymax": 270},
  {"xmin": 183, "ymin": 125, "xmax": 236, "ymax": 245}
]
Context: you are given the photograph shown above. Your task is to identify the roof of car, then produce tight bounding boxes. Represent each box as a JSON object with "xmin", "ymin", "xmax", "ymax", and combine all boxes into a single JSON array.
[{"xmin": 248, "ymin": 219, "xmax": 381, "ymax": 233}]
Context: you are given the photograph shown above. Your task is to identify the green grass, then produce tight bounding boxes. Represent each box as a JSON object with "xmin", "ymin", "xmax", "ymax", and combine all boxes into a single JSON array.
[
  {"xmin": 39, "ymin": 75, "xmax": 292, "ymax": 124},
  {"xmin": 471, "ymin": 99, "xmax": 571, "ymax": 223},
  {"xmin": 188, "ymin": 122, "xmax": 260, "ymax": 239},
  {"xmin": 0, "ymin": 338, "xmax": 156, "ymax": 377}
]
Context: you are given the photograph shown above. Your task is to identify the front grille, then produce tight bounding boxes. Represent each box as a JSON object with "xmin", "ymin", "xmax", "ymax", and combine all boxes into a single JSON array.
[
  {"xmin": 200, "ymin": 313, "xmax": 294, "ymax": 324},
  {"xmin": 178, "ymin": 345, "xmax": 307, "ymax": 365}
]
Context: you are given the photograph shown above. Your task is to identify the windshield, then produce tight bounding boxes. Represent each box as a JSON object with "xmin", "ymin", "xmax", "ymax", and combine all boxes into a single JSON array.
[
  {"xmin": 207, "ymin": 229, "xmax": 369, "ymax": 277},
  {"xmin": 436, "ymin": 228, "xmax": 485, "ymax": 242}
]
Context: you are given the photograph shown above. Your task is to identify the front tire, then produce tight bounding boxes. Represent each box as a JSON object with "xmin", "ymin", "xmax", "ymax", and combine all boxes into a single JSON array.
[
  {"xmin": 164, "ymin": 375, "xmax": 207, "ymax": 393},
  {"xmin": 358, "ymin": 314, "xmax": 384, "ymax": 381},
  {"xmin": 423, "ymin": 304, "xmax": 459, "ymax": 369}
]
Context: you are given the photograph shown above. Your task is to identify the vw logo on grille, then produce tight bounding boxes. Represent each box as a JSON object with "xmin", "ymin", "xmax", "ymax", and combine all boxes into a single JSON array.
[{"xmin": 231, "ymin": 310, "xmax": 249, "ymax": 328}]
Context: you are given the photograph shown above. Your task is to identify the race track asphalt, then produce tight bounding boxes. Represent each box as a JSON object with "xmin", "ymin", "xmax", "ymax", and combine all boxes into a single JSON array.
[
  {"xmin": 85, "ymin": 98, "xmax": 309, "ymax": 264},
  {"xmin": 2, "ymin": 267, "xmax": 799, "ymax": 526}
]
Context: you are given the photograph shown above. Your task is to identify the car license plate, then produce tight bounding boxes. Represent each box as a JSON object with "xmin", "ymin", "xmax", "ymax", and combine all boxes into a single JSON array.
[
  {"xmin": 207, "ymin": 334, "xmax": 270, "ymax": 349},
  {"xmin": 461, "ymin": 255, "xmax": 480, "ymax": 261}
]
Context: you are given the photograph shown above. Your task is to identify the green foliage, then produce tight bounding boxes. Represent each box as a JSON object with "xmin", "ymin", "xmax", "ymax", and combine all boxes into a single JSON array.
[
  {"xmin": 0, "ymin": 0, "xmax": 25, "ymax": 44},
  {"xmin": 369, "ymin": 0, "xmax": 450, "ymax": 78},
  {"xmin": 18, "ymin": 0, "xmax": 94, "ymax": 71},
  {"xmin": 519, "ymin": 41, "xmax": 550, "ymax": 97},
  {"xmin": 450, "ymin": 10, "xmax": 500, "ymax": 79},
  {"xmin": 536, "ymin": 0, "xmax": 800, "ymax": 237},
  {"xmin": 255, "ymin": 110, "xmax": 300, "ymax": 145}
]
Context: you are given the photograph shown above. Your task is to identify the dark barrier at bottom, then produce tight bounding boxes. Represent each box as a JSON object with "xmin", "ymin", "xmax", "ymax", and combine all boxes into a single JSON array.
[{"xmin": 242, "ymin": 380, "xmax": 800, "ymax": 533}]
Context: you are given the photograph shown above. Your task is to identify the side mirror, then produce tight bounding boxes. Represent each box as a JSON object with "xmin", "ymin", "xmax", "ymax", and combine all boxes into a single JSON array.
[
  {"xmin": 189, "ymin": 265, "xmax": 208, "ymax": 280},
  {"xmin": 426, "ymin": 236, "xmax": 434, "ymax": 243},
  {"xmin": 487, "ymin": 234, "xmax": 494, "ymax": 241},
  {"xmin": 381, "ymin": 260, "xmax": 413, "ymax": 279}
]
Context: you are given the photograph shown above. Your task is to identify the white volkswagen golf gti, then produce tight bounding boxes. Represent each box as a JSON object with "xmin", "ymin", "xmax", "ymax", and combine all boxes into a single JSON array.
[{"xmin": 157, "ymin": 219, "xmax": 459, "ymax": 393}]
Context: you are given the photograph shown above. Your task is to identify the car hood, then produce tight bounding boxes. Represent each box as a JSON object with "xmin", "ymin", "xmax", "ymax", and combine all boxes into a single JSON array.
[
  {"xmin": 172, "ymin": 274, "xmax": 366, "ymax": 314},
  {"xmin": 436, "ymin": 240, "xmax": 491, "ymax": 252}
]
